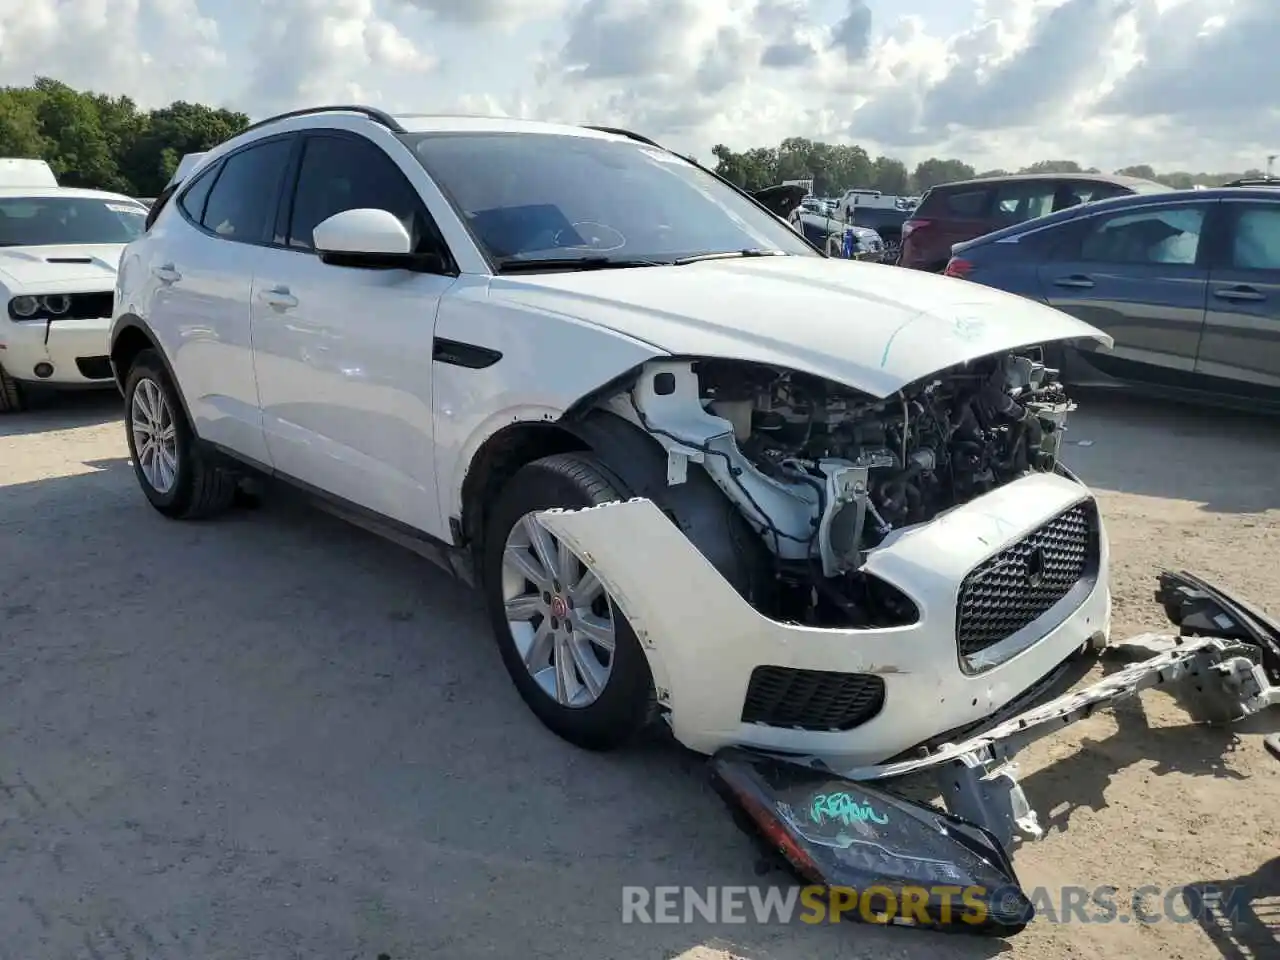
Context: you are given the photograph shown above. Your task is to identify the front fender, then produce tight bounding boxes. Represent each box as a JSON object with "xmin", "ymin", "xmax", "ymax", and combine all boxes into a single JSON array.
[{"xmin": 432, "ymin": 284, "xmax": 664, "ymax": 522}]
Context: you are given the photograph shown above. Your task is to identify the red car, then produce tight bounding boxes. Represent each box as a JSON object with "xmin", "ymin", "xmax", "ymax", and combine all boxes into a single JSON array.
[{"xmin": 898, "ymin": 173, "xmax": 1169, "ymax": 272}]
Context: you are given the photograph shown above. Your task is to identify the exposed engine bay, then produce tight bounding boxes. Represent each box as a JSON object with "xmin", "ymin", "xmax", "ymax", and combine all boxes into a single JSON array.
[{"xmin": 606, "ymin": 351, "xmax": 1076, "ymax": 627}]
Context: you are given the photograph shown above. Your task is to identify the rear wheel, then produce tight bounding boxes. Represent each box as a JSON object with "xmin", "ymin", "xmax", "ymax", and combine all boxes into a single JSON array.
[
  {"xmin": 0, "ymin": 365, "xmax": 24, "ymax": 413},
  {"xmin": 124, "ymin": 349, "xmax": 237, "ymax": 519},
  {"xmin": 482, "ymin": 453, "xmax": 656, "ymax": 750}
]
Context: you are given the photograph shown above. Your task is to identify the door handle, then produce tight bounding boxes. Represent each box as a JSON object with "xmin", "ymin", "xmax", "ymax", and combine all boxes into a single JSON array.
[
  {"xmin": 1213, "ymin": 285, "xmax": 1264, "ymax": 302},
  {"xmin": 1053, "ymin": 275, "xmax": 1094, "ymax": 289},
  {"xmin": 261, "ymin": 286, "xmax": 298, "ymax": 310},
  {"xmin": 153, "ymin": 263, "xmax": 181, "ymax": 283}
]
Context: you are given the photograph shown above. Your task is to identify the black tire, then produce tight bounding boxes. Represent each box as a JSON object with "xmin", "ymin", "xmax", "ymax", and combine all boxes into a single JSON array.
[
  {"xmin": 123, "ymin": 349, "xmax": 237, "ymax": 519},
  {"xmin": 0, "ymin": 364, "xmax": 24, "ymax": 413},
  {"xmin": 482, "ymin": 452, "xmax": 656, "ymax": 751}
]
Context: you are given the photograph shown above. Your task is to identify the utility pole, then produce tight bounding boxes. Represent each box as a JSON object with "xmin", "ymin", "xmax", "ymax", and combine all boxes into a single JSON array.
[{"xmin": 1268, "ymin": 154, "xmax": 1277, "ymax": 178}]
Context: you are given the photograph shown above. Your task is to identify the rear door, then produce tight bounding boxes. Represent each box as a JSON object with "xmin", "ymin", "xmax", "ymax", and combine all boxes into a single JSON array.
[
  {"xmin": 149, "ymin": 135, "xmax": 295, "ymax": 463},
  {"xmin": 1036, "ymin": 198, "xmax": 1216, "ymax": 380},
  {"xmin": 1197, "ymin": 196, "xmax": 1280, "ymax": 391}
]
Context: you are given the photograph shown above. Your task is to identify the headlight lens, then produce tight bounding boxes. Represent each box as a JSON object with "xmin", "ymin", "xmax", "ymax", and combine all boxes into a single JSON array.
[
  {"xmin": 42, "ymin": 294, "xmax": 71, "ymax": 315},
  {"xmin": 10, "ymin": 295, "xmax": 39, "ymax": 317}
]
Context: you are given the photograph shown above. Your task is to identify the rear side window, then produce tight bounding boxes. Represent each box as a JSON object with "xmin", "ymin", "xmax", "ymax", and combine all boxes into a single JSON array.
[
  {"xmin": 286, "ymin": 134, "xmax": 433, "ymax": 252},
  {"xmin": 177, "ymin": 163, "xmax": 219, "ymax": 223},
  {"xmin": 199, "ymin": 138, "xmax": 293, "ymax": 244},
  {"xmin": 993, "ymin": 181, "xmax": 1057, "ymax": 223},
  {"xmin": 918, "ymin": 187, "xmax": 991, "ymax": 218},
  {"xmin": 1231, "ymin": 204, "xmax": 1280, "ymax": 270}
]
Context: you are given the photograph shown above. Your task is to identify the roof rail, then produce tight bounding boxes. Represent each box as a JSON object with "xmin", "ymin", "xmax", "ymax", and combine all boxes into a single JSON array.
[
  {"xmin": 1221, "ymin": 177, "xmax": 1280, "ymax": 188},
  {"xmin": 239, "ymin": 104, "xmax": 406, "ymax": 137},
  {"xmin": 582, "ymin": 125, "xmax": 664, "ymax": 149}
]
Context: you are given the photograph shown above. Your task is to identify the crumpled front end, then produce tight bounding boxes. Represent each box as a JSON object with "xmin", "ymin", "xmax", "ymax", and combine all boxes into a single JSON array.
[{"xmin": 537, "ymin": 472, "xmax": 1111, "ymax": 768}]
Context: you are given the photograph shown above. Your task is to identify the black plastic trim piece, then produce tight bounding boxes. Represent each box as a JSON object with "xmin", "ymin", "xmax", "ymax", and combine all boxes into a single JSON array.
[
  {"xmin": 197, "ymin": 439, "xmax": 469, "ymax": 573},
  {"xmin": 433, "ymin": 337, "xmax": 502, "ymax": 369},
  {"xmin": 240, "ymin": 104, "xmax": 406, "ymax": 136}
]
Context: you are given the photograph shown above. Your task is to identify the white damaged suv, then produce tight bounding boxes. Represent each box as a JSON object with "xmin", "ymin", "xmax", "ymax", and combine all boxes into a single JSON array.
[
  {"xmin": 0, "ymin": 158, "xmax": 148, "ymax": 411},
  {"xmin": 111, "ymin": 108, "xmax": 1113, "ymax": 767}
]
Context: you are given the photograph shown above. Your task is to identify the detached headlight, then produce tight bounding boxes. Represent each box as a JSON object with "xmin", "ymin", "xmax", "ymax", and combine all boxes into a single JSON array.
[{"xmin": 10, "ymin": 295, "xmax": 39, "ymax": 318}]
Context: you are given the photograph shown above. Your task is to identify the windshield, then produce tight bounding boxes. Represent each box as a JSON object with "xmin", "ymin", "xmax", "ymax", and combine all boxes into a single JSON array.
[
  {"xmin": 403, "ymin": 132, "xmax": 817, "ymax": 267},
  {"xmin": 0, "ymin": 196, "xmax": 146, "ymax": 247}
]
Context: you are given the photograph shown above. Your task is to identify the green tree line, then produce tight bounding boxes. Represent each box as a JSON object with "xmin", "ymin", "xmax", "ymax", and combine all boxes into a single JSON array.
[
  {"xmin": 711, "ymin": 138, "xmax": 1267, "ymax": 196},
  {"xmin": 0, "ymin": 78, "xmax": 249, "ymax": 198},
  {"xmin": 0, "ymin": 78, "xmax": 1265, "ymax": 199}
]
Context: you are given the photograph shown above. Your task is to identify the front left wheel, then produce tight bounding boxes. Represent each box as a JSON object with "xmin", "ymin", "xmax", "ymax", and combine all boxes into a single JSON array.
[
  {"xmin": 0, "ymin": 365, "xmax": 24, "ymax": 413},
  {"xmin": 482, "ymin": 453, "xmax": 656, "ymax": 751},
  {"xmin": 123, "ymin": 349, "xmax": 237, "ymax": 519}
]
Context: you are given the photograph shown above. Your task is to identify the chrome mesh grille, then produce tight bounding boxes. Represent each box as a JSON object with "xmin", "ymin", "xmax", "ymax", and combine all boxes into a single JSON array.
[{"xmin": 956, "ymin": 499, "xmax": 1099, "ymax": 658}]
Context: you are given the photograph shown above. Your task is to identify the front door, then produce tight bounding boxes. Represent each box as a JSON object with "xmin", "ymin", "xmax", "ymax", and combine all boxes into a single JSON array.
[
  {"xmin": 1036, "ymin": 199, "xmax": 1216, "ymax": 382},
  {"xmin": 1198, "ymin": 197, "xmax": 1280, "ymax": 393},
  {"xmin": 249, "ymin": 131, "xmax": 458, "ymax": 538}
]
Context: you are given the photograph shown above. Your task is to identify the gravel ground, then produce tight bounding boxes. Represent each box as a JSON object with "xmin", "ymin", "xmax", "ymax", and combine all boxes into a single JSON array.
[{"xmin": 0, "ymin": 388, "xmax": 1276, "ymax": 960}]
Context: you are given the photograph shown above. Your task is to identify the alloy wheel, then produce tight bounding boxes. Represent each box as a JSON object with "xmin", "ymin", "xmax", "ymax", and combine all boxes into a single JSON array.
[
  {"xmin": 501, "ymin": 511, "xmax": 616, "ymax": 708},
  {"xmin": 131, "ymin": 377, "xmax": 179, "ymax": 494}
]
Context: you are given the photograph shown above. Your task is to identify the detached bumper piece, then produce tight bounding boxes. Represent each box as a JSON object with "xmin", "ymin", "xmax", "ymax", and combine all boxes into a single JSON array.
[{"xmin": 713, "ymin": 571, "xmax": 1278, "ymax": 935}]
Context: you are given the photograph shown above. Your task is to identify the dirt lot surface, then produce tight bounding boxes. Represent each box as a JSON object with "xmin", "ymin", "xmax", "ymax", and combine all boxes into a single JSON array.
[{"xmin": 1, "ymin": 389, "xmax": 1277, "ymax": 960}]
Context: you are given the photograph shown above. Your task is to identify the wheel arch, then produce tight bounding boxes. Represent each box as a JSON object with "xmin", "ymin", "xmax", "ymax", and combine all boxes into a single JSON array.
[
  {"xmin": 458, "ymin": 402, "xmax": 769, "ymax": 604},
  {"xmin": 109, "ymin": 315, "xmax": 199, "ymax": 431}
]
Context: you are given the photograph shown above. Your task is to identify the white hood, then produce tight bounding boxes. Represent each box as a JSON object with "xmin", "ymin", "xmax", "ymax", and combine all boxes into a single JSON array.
[
  {"xmin": 0, "ymin": 244, "xmax": 125, "ymax": 292},
  {"xmin": 489, "ymin": 256, "xmax": 1112, "ymax": 397}
]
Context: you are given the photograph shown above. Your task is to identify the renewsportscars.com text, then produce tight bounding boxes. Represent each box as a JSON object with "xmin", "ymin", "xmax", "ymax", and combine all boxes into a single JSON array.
[{"xmin": 621, "ymin": 884, "xmax": 1250, "ymax": 926}]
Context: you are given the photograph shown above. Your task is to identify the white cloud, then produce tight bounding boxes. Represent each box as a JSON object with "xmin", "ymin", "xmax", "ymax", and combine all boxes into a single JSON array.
[{"xmin": 0, "ymin": 0, "xmax": 1275, "ymax": 173}]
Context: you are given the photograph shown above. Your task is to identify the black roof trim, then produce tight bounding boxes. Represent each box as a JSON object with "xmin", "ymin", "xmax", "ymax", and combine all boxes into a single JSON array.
[{"xmin": 239, "ymin": 105, "xmax": 406, "ymax": 136}]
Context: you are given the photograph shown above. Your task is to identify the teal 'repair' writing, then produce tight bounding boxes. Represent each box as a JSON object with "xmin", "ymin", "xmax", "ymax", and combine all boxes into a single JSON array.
[{"xmin": 810, "ymin": 792, "xmax": 889, "ymax": 826}]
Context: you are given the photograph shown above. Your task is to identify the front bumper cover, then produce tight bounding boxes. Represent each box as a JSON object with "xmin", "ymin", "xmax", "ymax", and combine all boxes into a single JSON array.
[{"xmin": 536, "ymin": 479, "xmax": 1111, "ymax": 767}]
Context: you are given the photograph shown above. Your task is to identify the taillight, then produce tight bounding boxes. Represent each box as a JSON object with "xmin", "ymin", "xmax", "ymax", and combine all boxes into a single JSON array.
[
  {"xmin": 901, "ymin": 218, "xmax": 930, "ymax": 238},
  {"xmin": 944, "ymin": 257, "xmax": 972, "ymax": 278}
]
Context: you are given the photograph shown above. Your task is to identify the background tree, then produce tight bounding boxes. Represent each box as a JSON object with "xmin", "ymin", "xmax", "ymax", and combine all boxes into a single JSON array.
[
  {"xmin": 0, "ymin": 78, "xmax": 248, "ymax": 196},
  {"xmin": 912, "ymin": 158, "xmax": 976, "ymax": 191}
]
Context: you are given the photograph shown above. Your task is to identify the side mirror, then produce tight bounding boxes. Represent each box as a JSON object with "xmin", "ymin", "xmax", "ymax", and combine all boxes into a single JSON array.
[{"xmin": 314, "ymin": 208, "xmax": 413, "ymax": 258}]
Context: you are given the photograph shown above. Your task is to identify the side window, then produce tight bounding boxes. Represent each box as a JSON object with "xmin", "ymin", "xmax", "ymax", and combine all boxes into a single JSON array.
[
  {"xmin": 1053, "ymin": 182, "xmax": 1115, "ymax": 211},
  {"xmin": 200, "ymin": 138, "xmax": 293, "ymax": 243},
  {"xmin": 993, "ymin": 181, "xmax": 1057, "ymax": 223},
  {"xmin": 1079, "ymin": 206, "xmax": 1206, "ymax": 266},
  {"xmin": 944, "ymin": 189, "xmax": 991, "ymax": 218},
  {"xmin": 287, "ymin": 135, "xmax": 431, "ymax": 252},
  {"xmin": 1230, "ymin": 204, "xmax": 1280, "ymax": 270},
  {"xmin": 176, "ymin": 163, "xmax": 219, "ymax": 223}
]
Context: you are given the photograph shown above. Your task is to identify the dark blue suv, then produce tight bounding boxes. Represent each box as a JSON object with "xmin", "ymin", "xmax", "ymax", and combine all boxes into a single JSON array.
[{"xmin": 943, "ymin": 187, "xmax": 1280, "ymax": 411}]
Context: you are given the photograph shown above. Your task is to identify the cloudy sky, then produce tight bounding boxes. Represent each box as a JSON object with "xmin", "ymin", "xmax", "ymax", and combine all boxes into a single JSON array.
[{"xmin": 0, "ymin": 0, "xmax": 1275, "ymax": 173}]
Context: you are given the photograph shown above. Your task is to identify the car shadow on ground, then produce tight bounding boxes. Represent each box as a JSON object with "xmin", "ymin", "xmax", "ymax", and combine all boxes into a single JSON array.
[
  {"xmin": 0, "ymin": 468, "xmax": 1011, "ymax": 960},
  {"xmin": 1181, "ymin": 857, "xmax": 1279, "ymax": 960},
  {"xmin": 0, "ymin": 387, "xmax": 121, "ymax": 437},
  {"xmin": 1062, "ymin": 390, "xmax": 1280, "ymax": 514}
]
